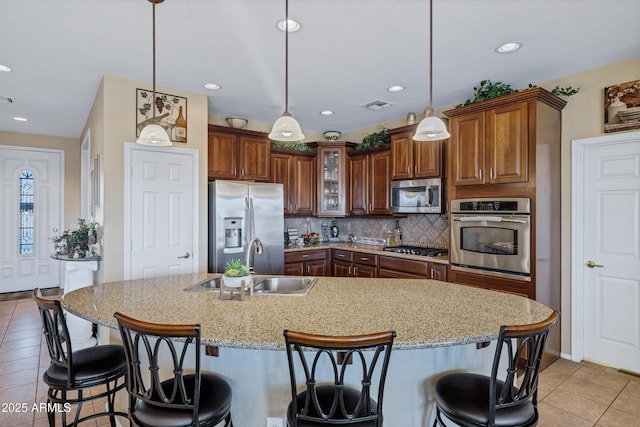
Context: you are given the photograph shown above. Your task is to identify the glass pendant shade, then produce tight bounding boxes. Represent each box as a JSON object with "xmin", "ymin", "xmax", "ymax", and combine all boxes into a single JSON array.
[
  {"xmin": 413, "ymin": 108, "xmax": 450, "ymax": 141},
  {"xmin": 137, "ymin": 123, "xmax": 172, "ymax": 146},
  {"xmin": 269, "ymin": 112, "xmax": 305, "ymax": 142}
]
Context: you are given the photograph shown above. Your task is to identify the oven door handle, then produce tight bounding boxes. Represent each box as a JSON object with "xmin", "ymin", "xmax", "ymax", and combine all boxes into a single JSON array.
[{"xmin": 453, "ymin": 216, "xmax": 527, "ymax": 224}]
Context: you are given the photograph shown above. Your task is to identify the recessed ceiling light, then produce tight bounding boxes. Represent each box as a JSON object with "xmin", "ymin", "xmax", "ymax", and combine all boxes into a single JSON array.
[
  {"xmin": 320, "ymin": 110, "xmax": 334, "ymax": 116},
  {"xmin": 277, "ymin": 19, "xmax": 301, "ymax": 32},
  {"xmin": 203, "ymin": 83, "xmax": 221, "ymax": 90},
  {"xmin": 13, "ymin": 116, "xmax": 28, "ymax": 122},
  {"xmin": 495, "ymin": 42, "xmax": 522, "ymax": 53},
  {"xmin": 387, "ymin": 85, "xmax": 405, "ymax": 93},
  {"xmin": 0, "ymin": 64, "xmax": 12, "ymax": 72}
]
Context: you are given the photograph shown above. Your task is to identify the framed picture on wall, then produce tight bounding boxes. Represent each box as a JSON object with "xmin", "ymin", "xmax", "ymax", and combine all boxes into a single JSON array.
[
  {"xmin": 604, "ymin": 79, "xmax": 640, "ymax": 134},
  {"xmin": 136, "ymin": 89, "xmax": 188, "ymax": 143}
]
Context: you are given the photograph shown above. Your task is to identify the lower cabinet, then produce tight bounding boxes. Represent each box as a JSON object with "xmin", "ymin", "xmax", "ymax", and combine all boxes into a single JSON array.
[
  {"xmin": 284, "ymin": 249, "xmax": 329, "ymax": 276},
  {"xmin": 378, "ymin": 255, "xmax": 447, "ymax": 281},
  {"xmin": 332, "ymin": 250, "xmax": 378, "ymax": 278}
]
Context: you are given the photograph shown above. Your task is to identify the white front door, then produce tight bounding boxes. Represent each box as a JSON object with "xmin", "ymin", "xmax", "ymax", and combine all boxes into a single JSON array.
[
  {"xmin": 0, "ymin": 146, "xmax": 63, "ymax": 293},
  {"xmin": 572, "ymin": 131, "xmax": 640, "ymax": 373},
  {"xmin": 124, "ymin": 144, "xmax": 198, "ymax": 280}
]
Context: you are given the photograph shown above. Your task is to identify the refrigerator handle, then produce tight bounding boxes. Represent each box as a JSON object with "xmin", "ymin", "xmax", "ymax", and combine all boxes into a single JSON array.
[
  {"xmin": 249, "ymin": 196, "xmax": 256, "ymax": 239},
  {"xmin": 245, "ymin": 196, "xmax": 251, "ymax": 243}
]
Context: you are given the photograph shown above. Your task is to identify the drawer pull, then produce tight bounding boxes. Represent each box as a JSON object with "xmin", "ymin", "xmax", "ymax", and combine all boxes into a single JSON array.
[
  {"xmin": 360, "ymin": 257, "xmax": 369, "ymax": 261},
  {"xmin": 302, "ymin": 254, "xmax": 309, "ymax": 258}
]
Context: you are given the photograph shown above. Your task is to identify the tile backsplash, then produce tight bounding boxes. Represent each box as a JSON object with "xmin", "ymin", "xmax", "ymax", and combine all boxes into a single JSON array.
[{"xmin": 285, "ymin": 215, "xmax": 449, "ymax": 248}]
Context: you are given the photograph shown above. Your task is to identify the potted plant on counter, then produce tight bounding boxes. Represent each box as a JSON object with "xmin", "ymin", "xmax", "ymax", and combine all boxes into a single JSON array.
[{"xmin": 223, "ymin": 258, "xmax": 252, "ymax": 288}]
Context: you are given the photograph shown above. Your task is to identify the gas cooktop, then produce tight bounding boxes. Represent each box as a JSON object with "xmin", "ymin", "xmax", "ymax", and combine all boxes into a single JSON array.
[{"xmin": 382, "ymin": 246, "xmax": 448, "ymax": 257}]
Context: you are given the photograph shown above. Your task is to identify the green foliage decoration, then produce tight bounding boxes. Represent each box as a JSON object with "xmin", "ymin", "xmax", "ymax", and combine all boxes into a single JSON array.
[
  {"xmin": 357, "ymin": 126, "xmax": 391, "ymax": 150},
  {"xmin": 270, "ymin": 141, "xmax": 314, "ymax": 152},
  {"xmin": 456, "ymin": 80, "xmax": 580, "ymax": 108}
]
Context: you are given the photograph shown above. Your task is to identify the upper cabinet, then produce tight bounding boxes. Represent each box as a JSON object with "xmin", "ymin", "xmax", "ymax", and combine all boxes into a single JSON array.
[
  {"xmin": 448, "ymin": 102, "xmax": 527, "ymax": 186},
  {"xmin": 444, "ymin": 88, "xmax": 567, "ymax": 198},
  {"xmin": 315, "ymin": 142, "xmax": 355, "ymax": 217},
  {"xmin": 389, "ymin": 124, "xmax": 444, "ymax": 180},
  {"xmin": 348, "ymin": 146, "xmax": 392, "ymax": 216},
  {"xmin": 271, "ymin": 147, "xmax": 316, "ymax": 216},
  {"xmin": 207, "ymin": 124, "xmax": 270, "ymax": 181}
]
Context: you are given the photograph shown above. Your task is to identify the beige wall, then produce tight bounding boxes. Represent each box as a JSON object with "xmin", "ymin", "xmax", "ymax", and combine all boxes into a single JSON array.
[
  {"xmin": 81, "ymin": 75, "xmax": 210, "ymax": 283},
  {"xmin": 0, "ymin": 131, "xmax": 81, "ymax": 228},
  {"xmin": 208, "ymin": 113, "xmax": 325, "ymax": 142}
]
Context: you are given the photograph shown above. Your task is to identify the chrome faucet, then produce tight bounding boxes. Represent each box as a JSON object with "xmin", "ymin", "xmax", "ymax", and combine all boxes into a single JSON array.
[{"xmin": 245, "ymin": 237, "xmax": 264, "ymax": 273}]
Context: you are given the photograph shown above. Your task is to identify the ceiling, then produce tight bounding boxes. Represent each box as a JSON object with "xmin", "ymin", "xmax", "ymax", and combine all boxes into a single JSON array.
[{"xmin": 1, "ymin": 0, "xmax": 639, "ymax": 140}]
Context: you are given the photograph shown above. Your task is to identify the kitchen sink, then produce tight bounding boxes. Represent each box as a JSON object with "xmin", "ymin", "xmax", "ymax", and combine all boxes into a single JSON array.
[
  {"xmin": 183, "ymin": 276, "xmax": 317, "ymax": 296},
  {"xmin": 252, "ymin": 276, "xmax": 317, "ymax": 295}
]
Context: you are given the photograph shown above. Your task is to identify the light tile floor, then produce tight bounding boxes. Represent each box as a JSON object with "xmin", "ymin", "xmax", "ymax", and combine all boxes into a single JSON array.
[{"xmin": 1, "ymin": 291, "xmax": 639, "ymax": 426}]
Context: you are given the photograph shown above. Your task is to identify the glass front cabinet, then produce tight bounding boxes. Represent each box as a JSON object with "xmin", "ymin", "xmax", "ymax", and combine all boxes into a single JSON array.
[{"xmin": 315, "ymin": 142, "xmax": 354, "ymax": 217}]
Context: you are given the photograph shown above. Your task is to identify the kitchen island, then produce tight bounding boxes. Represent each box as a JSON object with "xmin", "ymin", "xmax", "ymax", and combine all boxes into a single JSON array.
[{"xmin": 62, "ymin": 273, "xmax": 553, "ymax": 426}]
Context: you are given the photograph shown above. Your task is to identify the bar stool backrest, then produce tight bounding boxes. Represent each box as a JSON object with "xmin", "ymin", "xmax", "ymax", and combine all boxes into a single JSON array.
[
  {"xmin": 114, "ymin": 312, "xmax": 202, "ymax": 424},
  {"xmin": 33, "ymin": 289, "xmax": 74, "ymax": 388},
  {"xmin": 284, "ymin": 330, "xmax": 395, "ymax": 426}
]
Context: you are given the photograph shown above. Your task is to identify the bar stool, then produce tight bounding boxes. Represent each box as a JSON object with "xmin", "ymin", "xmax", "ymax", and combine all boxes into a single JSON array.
[
  {"xmin": 433, "ymin": 311, "xmax": 559, "ymax": 427},
  {"xmin": 33, "ymin": 288, "xmax": 127, "ymax": 426},
  {"xmin": 283, "ymin": 329, "xmax": 396, "ymax": 426},
  {"xmin": 114, "ymin": 312, "xmax": 233, "ymax": 427}
]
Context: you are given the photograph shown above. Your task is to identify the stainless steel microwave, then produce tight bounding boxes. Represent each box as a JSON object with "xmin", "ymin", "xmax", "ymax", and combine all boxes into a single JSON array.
[{"xmin": 390, "ymin": 178, "xmax": 442, "ymax": 214}]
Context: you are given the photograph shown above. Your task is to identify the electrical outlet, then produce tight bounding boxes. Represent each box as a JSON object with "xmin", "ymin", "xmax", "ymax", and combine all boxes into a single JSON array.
[{"xmin": 266, "ymin": 417, "xmax": 283, "ymax": 427}]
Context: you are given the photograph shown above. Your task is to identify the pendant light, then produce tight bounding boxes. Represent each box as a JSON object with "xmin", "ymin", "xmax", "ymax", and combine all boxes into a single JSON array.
[
  {"xmin": 136, "ymin": 0, "xmax": 172, "ymax": 146},
  {"xmin": 413, "ymin": 0, "xmax": 450, "ymax": 142},
  {"xmin": 269, "ymin": 0, "xmax": 305, "ymax": 142}
]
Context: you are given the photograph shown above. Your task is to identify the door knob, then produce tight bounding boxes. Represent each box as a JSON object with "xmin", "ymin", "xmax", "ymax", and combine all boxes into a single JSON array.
[
  {"xmin": 177, "ymin": 252, "xmax": 191, "ymax": 259},
  {"xmin": 586, "ymin": 260, "xmax": 603, "ymax": 268}
]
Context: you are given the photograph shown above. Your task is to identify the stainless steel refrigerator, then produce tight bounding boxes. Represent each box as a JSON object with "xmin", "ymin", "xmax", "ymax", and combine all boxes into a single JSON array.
[{"xmin": 208, "ymin": 180, "xmax": 284, "ymax": 275}]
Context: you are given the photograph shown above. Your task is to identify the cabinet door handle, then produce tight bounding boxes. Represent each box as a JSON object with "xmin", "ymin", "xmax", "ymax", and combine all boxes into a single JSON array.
[
  {"xmin": 354, "ymin": 267, "xmax": 358, "ymax": 276},
  {"xmin": 414, "ymin": 164, "xmax": 417, "ymax": 174},
  {"xmin": 306, "ymin": 264, "xmax": 310, "ymax": 274},
  {"xmin": 479, "ymin": 169, "xmax": 483, "ymax": 181},
  {"xmin": 489, "ymin": 168, "xmax": 493, "ymax": 179},
  {"xmin": 407, "ymin": 166, "xmax": 410, "ymax": 174},
  {"xmin": 241, "ymin": 168, "xmax": 245, "ymax": 176},
  {"xmin": 348, "ymin": 265, "xmax": 353, "ymax": 276},
  {"xmin": 430, "ymin": 268, "xmax": 435, "ymax": 279}
]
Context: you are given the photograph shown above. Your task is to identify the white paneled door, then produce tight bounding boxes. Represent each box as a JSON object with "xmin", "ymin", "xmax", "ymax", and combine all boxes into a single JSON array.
[
  {"xmin": 125, "ymin": 144, "xmax": 198, "ymax": 280},
  {"xmin": 0, "ymin": 146, "xmax": 63, "ymax": 293},
  {"xmin": 573, "ymin": 131, "xmax": 640, "ymax": 374}
]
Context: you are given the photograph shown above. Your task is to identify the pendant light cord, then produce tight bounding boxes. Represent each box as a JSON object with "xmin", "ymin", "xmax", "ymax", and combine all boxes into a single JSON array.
[
  {"xmin": 429, "ymin": 0, "xmax": 433, "ymax": 110},
  {"xmin": 152, "ymin": 0, "xmax": 157, "ymax": 120},
  {"xmin": 284, "ymin": 0, "xmax": 290, "ymax": 114}
]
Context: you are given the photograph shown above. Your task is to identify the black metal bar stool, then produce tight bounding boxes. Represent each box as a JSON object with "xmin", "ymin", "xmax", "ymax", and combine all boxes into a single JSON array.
[
  {"xmin": 33, "ymin": 288, "xmax": 128, "ymax": 426},
  {"xmin": 114, "ymin": 311, "xmax": 233, "ymax": 427},
  {"xmin": 433, "ymin": 311, "xmax": 559, "ymax": 427},
  {"xmin": 283, "ymin": 329, "xmax": 396, "ymax": 426}
]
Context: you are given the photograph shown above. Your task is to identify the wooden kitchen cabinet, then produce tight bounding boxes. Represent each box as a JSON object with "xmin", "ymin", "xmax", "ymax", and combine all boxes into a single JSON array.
[
  {"xmin": 332, "ymin": 249, "xmax": 378, "ymax": 278},
  {"xmin": 378, "ymin": 255, "xmax": 447, "ymax": 281},
  {"xmin": 208, "ymin": 124, "xmax": 270, "ymax": 181},
  {"xmin": 271, "ymin": 148, "xmax": 316, "ymax": 216},
  {"xmin": 445, "ymin": 88, "xmax": 566, "ymax": 369},
  {"xmin": 448, "ymin": 102, "xmax": 527, "ymax": 186},
  {"xmin": 348, "ymin": 146, "xmax": 391, "ymax": 216},
  {"xmin": 285, "ymin": 249, "xmax": 329, "ymax": 276},
  {"xmin": 389, "ymin": 124, "xmax": 444, "ymax": 180},
  {"xmin": 314, "ymin": 142, "xmax": 355, "ymax": 217}
]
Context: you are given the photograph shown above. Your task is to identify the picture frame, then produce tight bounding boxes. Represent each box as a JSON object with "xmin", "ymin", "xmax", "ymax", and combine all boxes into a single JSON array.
[
  {"xmin": 136, "ymin": 88, "xmax": 188, "ymax": 143},
  {"xmin": 604, "ymin": 79, "xmax": 640, "ymax": 134}
]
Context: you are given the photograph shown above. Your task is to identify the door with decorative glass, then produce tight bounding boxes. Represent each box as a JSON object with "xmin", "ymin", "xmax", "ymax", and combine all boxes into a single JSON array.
[{"xmin": 0, "ymin": 146, "xmax": 63, "ymax": 293}]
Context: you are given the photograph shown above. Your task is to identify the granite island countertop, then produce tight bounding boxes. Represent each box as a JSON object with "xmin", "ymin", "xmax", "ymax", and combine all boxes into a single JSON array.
[{"xmin": 62, "ymin": 273, "xmax": 552, "ymax": 351}]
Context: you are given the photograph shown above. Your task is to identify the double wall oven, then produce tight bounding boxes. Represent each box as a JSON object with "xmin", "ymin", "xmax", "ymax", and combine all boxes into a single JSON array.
[{"xmin": 450, "ymin": 198, "xmax": 531, "ymax": 281}]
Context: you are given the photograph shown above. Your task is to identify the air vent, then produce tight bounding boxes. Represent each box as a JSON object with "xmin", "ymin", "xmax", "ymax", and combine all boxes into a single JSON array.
[
  {"xmin": 360, "ymin": 100, "xmax": 394, "ymax": 111},
  {"xmin": 0, "ymin": 96, "xmax": 14, "ymax": 103}
]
